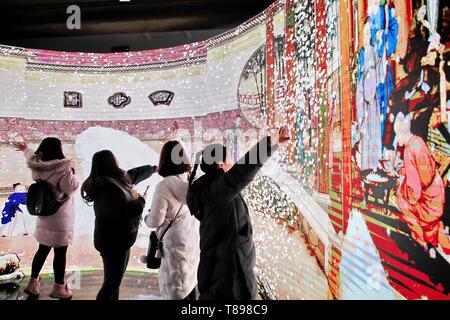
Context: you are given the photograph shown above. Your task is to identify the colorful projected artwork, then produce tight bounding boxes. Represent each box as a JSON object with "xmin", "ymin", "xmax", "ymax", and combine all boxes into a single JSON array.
[
  {"xmin": 238, "ymin": 44, "xmax": 267, "ymax": 129},
  {"xmin": 0, "ymin": 0, "xmax": 449, "ymax": 300}
]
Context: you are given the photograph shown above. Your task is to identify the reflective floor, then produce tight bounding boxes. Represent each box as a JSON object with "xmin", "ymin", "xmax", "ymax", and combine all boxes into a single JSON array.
[
  {"xmin": 252, "ymin": 211, "xmax": 329, "ymax": 300},
  {"xmin": 1, "ymin": 208, "xmax": 328, "ymax": 300},
  {"xmin": 0, "ymin": 270, "xmax": 161, "ymax": 300}
]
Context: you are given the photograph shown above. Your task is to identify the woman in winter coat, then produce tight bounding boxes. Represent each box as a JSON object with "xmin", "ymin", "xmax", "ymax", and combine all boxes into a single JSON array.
[
  {"xmin": 145, "ymin": 141, "xmax": 200, "ymax": 300},
  {"xmin": 14, "ymin": 138, "xmax": 80, "ymax": 299},
  {"xmin": 81, "ymin": 150, "xmax": 156, "ymax": 300},
  {"xmin": 187, "ymin": 127, "xmax": 289, "ymax": 300}
]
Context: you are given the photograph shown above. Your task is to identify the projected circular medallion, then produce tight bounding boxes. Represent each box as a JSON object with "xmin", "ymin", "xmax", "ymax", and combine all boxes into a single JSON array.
[{"xmin": 237, "ymin": 36, "xmax": 285, "ymax": 129}]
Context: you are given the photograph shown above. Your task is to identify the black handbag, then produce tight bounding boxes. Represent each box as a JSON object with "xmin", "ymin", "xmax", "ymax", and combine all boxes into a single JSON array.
[{"xmin": 145, "ymin": 204, "xmax": 183, "ymax": 269}]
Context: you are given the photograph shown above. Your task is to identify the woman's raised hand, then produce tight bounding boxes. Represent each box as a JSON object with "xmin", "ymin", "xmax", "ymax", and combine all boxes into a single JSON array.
[
  {"xmin": 278, "ymin": 126, "xmax": 290, "ymax": 144},
  {"xmin": 13, "ymin": 142, "xmax": 28, "ymax": 152},
  {"xmin": 271, "ymin": 126, "xmax": 290, "ymax": 146}
]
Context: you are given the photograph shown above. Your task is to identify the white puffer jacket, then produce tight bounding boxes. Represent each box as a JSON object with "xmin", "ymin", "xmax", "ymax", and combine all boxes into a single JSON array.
[
  {"xmin": 145, "ymin": 172, "xmax": 200, "ymax": 300},
  {"xmin": 24, "ymin": 149, "xmax": 79, "ymax": 247}
]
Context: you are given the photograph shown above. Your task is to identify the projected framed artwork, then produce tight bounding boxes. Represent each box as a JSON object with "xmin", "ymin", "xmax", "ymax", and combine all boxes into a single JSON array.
[
  {"xmin": 149, "ymin": 90, "xmax": 175, "ymax": 106},
  {"xmin": 108, "ymin": 92, "xmax": 131, "ymax": 109},
  {"xmin": 237, "ymin": 44, "xmax": 266, "ymax": 129},
  {"xmin": 237, "ymin": 36, "xmax": 286, "ymax": 129},
  {"xmin": 64, "ymin": 91, "xmax": 82, "ymax": 108}
]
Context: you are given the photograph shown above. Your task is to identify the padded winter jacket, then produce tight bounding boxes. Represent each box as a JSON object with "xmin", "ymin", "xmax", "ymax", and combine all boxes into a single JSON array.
[
  {"xmin": 145, "ymin": 172, "xmax": 200, "ymax": 299},
  {"xmin": 24, "ymin": 149, "xmax": 80, "ymax": 247},
  {"xmin": 92, "ymin": 165, "xmax": 156, "ymax": 253},
  {"xmin": 187, "ymin": 136, "xmax": 276, "ymax": 300}
]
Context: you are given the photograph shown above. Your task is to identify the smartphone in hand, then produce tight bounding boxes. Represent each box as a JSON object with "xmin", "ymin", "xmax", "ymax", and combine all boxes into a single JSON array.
[
  {"xmin": 138, "ymin": 185, "xmax": 151, "ymax": 202},
  {"xmin": 144, "ymin": 185, "xmax": 150, "ymax": 198}
]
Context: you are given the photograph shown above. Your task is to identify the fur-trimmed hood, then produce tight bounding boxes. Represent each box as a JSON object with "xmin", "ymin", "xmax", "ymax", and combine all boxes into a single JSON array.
[
  {"xmin": 21, "ymin": 148, "xmax": 79, "ymax": 248},
  {"xmin": 27, "ymin": 153, "xmax": 75, "ymax": 181}
]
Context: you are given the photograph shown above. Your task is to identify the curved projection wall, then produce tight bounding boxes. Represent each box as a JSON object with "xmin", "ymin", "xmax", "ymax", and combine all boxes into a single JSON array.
[{"xmin": 1, "ymin": 0, "xmax": 450, "ymax": 300}]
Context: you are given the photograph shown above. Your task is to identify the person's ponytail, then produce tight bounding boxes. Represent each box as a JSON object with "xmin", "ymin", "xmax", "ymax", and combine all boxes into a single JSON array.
[
  {"xmin": 188, "ymin": 151, "xmax": 203, "ymax": 187},
  {"xmin": 188, "ymin": 144, "xmax": 227, "ymax": 187}
]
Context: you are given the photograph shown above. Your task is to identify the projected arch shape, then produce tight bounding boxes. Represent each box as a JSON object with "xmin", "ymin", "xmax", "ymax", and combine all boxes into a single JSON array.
[{"xmin": 237, "ymin": 36, "xmax": 285, "ymax": 129}]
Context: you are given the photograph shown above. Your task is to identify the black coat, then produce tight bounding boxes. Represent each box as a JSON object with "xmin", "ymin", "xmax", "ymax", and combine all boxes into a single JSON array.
[
  {"xmin": 92, "ymin": 165, "xmax": 156, "ymax": 253},
  {"xmin": 187, "ymin": 137, "xmax": 275, "ymax": 300}
]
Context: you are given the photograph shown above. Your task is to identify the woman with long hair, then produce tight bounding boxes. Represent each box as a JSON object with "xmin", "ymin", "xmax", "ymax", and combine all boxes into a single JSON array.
[
  {"xmin": 14, "ymin": 138, "xmax": 79, "ymax": 299},
  {"xmin": 186, "ymin": 127, "xmax": 289, "ymax": 300},
  {"xmin": 144, "ymin": 141, "xmax": 200, "ymax": 300},
  {"xmin": 81, "ymin": 150, "xmax": 156, "ymax": 300}
]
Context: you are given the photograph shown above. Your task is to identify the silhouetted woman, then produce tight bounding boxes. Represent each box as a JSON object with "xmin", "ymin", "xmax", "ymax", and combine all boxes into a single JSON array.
[
  {"xmin": 145, "ymin": 141, "xmax": 200, "ymax": 300},
  {"xmin": 14, "ymin": 138, "xmax": 79, "ymax": 299},
  {"xmin": 81, "ymin": 150, "xmax": 156, "ymax": 300},
  {"xmin": 187, "ymin": 127, "xmax": 289, "ymax": 300}
]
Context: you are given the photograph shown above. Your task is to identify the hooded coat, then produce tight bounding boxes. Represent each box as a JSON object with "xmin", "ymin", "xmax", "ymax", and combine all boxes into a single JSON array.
[
  {"xmin": 187, "ymin": 136, "xmax": 276, "ymax": 300},
  {"xmin": 24, "ymin": 148, "xmax": 80, "ymax": 247},
  {"xmin": 145, "ymin": 172, "xmax": 200, "ymax": 300}
]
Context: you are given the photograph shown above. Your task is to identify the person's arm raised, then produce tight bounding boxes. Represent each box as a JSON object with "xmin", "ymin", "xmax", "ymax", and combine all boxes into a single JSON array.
[
  {"xmin": 205, "ymin": 126, "xmax": 290, "ymax": 203},
  {"xmin": 127, "ymin": 165, "xmax": 158, "ymax": 185},
  {"xmin": 13, "ymin": 142, "xmax": 34, "ymax": 160}
]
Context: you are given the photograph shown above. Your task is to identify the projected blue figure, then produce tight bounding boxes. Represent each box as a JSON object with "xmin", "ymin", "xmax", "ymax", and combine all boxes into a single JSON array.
[
  {"xmin": 1, "ymin": 184, "xmax": 28, "ymax": 237},
  {"xmin": 369, "ymin": 2, "xmax": 398, "ymax": 141}
]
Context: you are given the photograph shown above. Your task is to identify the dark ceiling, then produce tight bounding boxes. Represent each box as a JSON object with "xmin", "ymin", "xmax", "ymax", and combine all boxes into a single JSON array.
[{"xmin": 0, "ymin": 0, "xmax": 275, "ymax": 52}]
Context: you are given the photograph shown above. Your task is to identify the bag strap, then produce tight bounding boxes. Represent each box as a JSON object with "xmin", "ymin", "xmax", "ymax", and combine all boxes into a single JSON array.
[
  {"xmin": 158, "ymin": 203, "xmax": 183, "ymax": 242},
  {"xmin": 157, "ymin": 180, "xmax": 186, "ymax": 242},
  {"xmin": 55, "ymin": 174, "xmax": 69, "ymax": 202}
]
